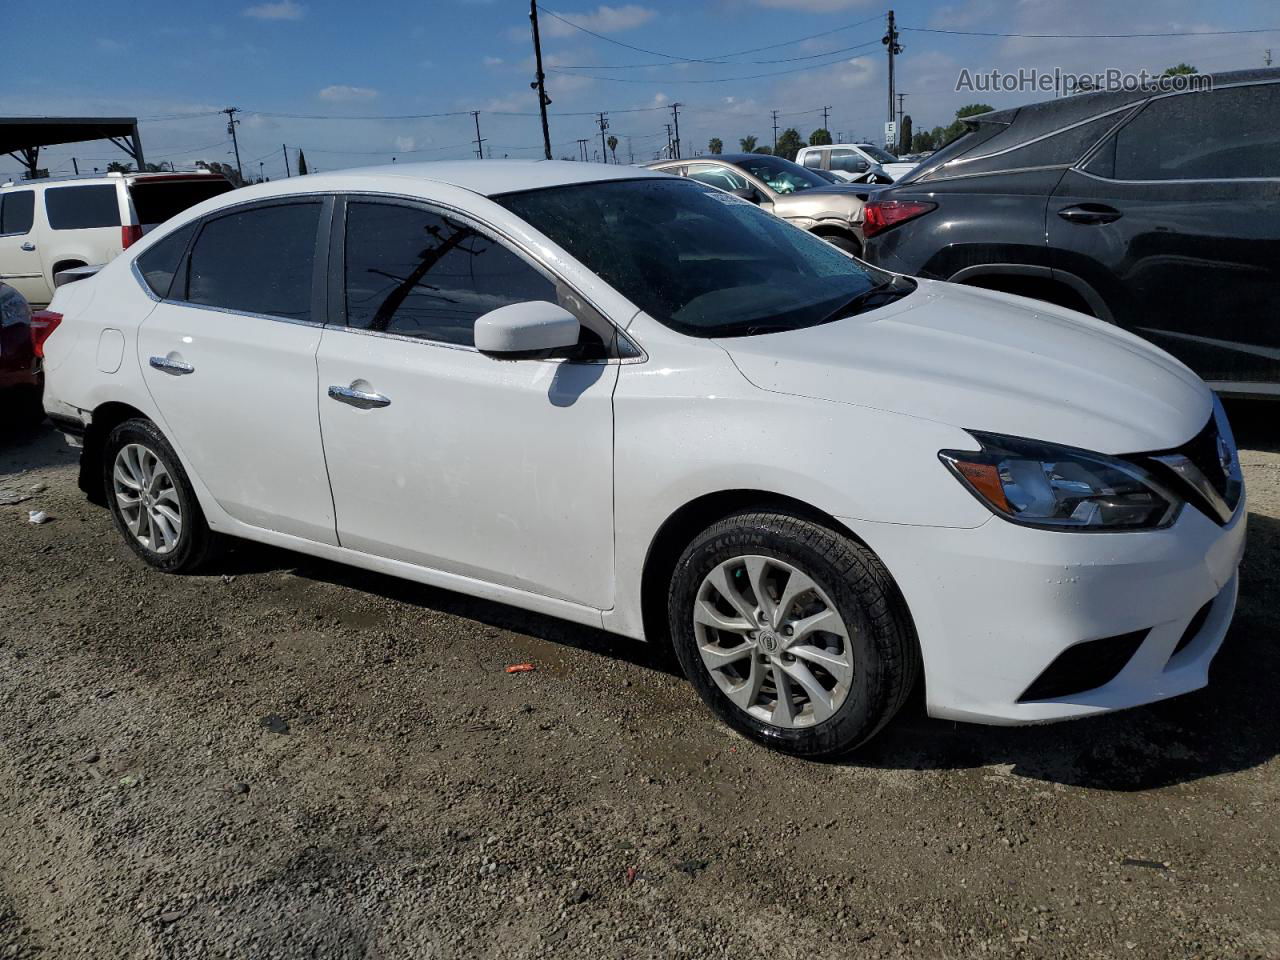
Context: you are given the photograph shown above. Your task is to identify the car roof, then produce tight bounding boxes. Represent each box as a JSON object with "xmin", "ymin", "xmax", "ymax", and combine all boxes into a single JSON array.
[
  {"xmin": 311, "ymin": 159, "xmax": 665, "ymax": 197},
  {"xmin": 0, "ymin": 170, "xmax": 225, "ymax": 190}
]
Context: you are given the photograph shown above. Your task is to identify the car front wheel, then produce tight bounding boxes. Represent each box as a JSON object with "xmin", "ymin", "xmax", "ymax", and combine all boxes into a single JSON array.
[
  {"xmin": 103, "ymin": 418, "xmax": 217, "ymax": 573},
  {"xmin": 669, "ymin": 510, "xmax": 919, "ymax": 756}
]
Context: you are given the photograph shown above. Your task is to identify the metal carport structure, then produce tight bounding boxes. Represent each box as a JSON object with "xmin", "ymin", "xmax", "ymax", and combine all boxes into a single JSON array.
[{"xmin": 1, "ymin": 117, "xmax": 144, "ymax": 179}]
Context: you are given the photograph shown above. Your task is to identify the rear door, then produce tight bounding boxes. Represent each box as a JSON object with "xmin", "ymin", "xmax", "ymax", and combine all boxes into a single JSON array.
[
  {"xmin": 137, "ymin": 197, "xmax": 338, "ymax": 545},
  {"xmin": 42, "ymin": 183, "xmax": 125, "ymax": 278},
  {"xmin": 1048, "ymin": 81, "xmax": 1280, "ymax": 387},
  {"xmin": 0, "ymin": 189, "xmax": 48, "ymax": 304}
]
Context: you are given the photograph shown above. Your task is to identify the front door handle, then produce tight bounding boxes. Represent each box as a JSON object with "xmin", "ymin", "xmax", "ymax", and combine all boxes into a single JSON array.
[
  {"xmin": 20, "ymin": 241, "xmax": 35, "ymax": 252},
  {"xmin": 328, "ymin": 384, "xmax": 391, "ymax": 409},
  {"xmin": 149, "ymin": 356, "xmax": 195, "ymax": 375},
  {"xmin": 1057, "ymin": 204, "xmax": 1122, "ymax": 225}
]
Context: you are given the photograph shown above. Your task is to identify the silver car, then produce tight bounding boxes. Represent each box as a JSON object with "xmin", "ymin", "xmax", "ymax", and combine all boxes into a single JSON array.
[{"xmin": 645, "ymin": 153, "xmax": 879, "ymax": 256}]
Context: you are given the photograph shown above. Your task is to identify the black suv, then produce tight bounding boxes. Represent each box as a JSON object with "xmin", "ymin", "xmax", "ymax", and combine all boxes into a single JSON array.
[{"xmin": 861, "ymin": 68, "xmax": 1279, "ymax": 395}]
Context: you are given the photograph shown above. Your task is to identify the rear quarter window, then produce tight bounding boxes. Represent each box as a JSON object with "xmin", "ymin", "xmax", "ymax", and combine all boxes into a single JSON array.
[
  {"xmin": 45, "ymin": 184, "xmax": 122, "ymax": 230},
  {"xmin": 135, "ymin": 222, "xmax": 197, "ymax": 299}
]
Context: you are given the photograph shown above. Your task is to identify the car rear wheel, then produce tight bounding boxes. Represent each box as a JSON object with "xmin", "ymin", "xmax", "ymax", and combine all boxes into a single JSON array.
[
  {"xmin": 103, "ymin": 418, "xmax": 217, "ymax": 573},
  {"xmin": 669, "ymin": 510, "xmax": 919, "ymax": 757}
]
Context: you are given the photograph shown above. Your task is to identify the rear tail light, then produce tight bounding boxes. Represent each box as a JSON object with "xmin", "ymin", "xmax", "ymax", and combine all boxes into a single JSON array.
[
  {"xmin": 121, "ymin": 224, "xmax": 144, "ymax": 249},
  {"xmin": 862, "ymin": 199, "xmax": 937, "ymax": 239},
  {"xmin": 30, "ymin": 310, "xmax": 62, "ymax": 358}
]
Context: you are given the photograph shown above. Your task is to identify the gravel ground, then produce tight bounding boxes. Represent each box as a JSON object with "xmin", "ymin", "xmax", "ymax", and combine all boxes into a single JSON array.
[{"xmin": 0, "ymin": 404, "xmax": 1277, "ymax": 960}]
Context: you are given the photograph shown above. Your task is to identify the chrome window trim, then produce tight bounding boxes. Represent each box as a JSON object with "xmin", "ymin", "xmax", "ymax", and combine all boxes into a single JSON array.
[{"xmin": 1068, "ymin": 168, "xmax": 1280, "ymax": 186}]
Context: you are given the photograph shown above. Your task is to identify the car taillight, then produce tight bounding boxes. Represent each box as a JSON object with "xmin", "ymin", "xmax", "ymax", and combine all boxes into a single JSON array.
[
  {"xmin": 30, "ymin": 310, "xmax": 62, "ymax": 358},
  {"xmin": 121, "ymin": 224, "xmax": 144, "ymax": 249},
  {"xmin": 862, "ymin": 200, "xmax": 937, "ymax": 239}
]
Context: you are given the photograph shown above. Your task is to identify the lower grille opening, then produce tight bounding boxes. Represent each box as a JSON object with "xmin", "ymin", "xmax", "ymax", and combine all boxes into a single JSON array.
[
  {"xmin": 1018, "ymin": 630, "xmax": 1149, "ymax": 703},
  {"xmin": 1170, "ymin": 600, "xmax": 1213, "ymax": 661}
]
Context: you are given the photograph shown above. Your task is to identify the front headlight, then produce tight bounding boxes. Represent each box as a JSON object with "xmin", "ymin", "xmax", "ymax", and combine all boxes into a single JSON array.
[{"xmin": 939, "ymin": 432, "xmax": 1182, "ymax": 531}]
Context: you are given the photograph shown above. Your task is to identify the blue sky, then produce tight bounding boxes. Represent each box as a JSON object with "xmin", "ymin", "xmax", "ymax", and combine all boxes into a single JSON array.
[{"xmin": 2, "ymin": 0, "xmax": 1276, "ymax": 177}]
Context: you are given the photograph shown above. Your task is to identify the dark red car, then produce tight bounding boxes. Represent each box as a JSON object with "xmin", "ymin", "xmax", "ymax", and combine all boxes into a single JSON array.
[{"xmin": 1, "ymin": 281, "xmax": 56, "ymax": 422}]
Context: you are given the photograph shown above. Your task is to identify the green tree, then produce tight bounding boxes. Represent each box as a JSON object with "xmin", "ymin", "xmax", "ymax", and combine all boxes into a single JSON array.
[
  {"xmin": 911, "ymin": 129, "xmax": 937, "ymax": 152},
  {"xmin": 898, "ymin": 115, "xmax": 912, "ymax": 154},
  {"xmin": 941, "ymin": 104, "xmax": 994, "ymax": 144},
  {"xmin": 808, "ymin": 128, "xmax": 832, "ymax": 146},
  {"xmin": 753, "ymin": 145, "xmax": 772, "ymax": 155},
  {"xmin": 1163, "ymin": 63, "xmax": 1198, "ymax": 76},
  {"xmin": 606, "ymin": 135, "xmax": 618, "ymax": 163},
  {"xmin": 775, "ymin": 128, "xmax": 804, "ymax": 161},
  {"xmin": 106, "ymin": 161, "xmax": 133, "ymax": 173},
  {"xmin": 708, "ymin": 137, "xmax": 723, "ymax": 155},
  {"xmin": 739, "ymin": 135, "xmax": 758, "ymax": 153}
]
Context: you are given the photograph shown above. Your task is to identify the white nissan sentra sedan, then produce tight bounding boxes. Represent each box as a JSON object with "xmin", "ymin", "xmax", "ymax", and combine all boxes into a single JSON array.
[{"xmin": 39, "ymin": 161, "xmax": 1245, "ymax": 757}]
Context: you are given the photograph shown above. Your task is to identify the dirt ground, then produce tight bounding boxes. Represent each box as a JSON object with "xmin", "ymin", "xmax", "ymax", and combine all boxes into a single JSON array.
[{"xmin": 0, "ymin": 403, "xmax": 1277, "ymax": 960}]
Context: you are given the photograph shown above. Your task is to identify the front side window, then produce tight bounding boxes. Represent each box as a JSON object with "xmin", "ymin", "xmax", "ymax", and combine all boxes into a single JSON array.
[
  {"xmin": 181, "ymin": 202, "xmax": 320, "ymax": 321},
  {"xmin": 683, "ymin": 164, "xmax": 751, "ymax": 193},
  {"xmin": 44, "ymin": 184, "xmax": 121, "ymax": 230},
  {"xmin": 497, "ymin": 178, "xmax": 899, "ymax": 339},
  {"xmin": 1100, "ymin": 84, "xmax": 1280, "ymax": 180},
  {"xmin": 135, "ymin": 222, "xmax": 197, "ymax": 299},
  {"xmin": 731, "ymin": 155, "xmax": 829, "ymax": 194},
  {"xmin": 343, "ymin": 201, "xmax": 557, "ymax": 347},
  {"xmin": 0, "ymin": 191, "xmax": 34, "ymax": 235}
]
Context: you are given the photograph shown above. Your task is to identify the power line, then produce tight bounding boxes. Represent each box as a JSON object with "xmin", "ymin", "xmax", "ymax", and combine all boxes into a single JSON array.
[
  {"xmin": 554, "ymin": 34, "xmax": 887, "ymax": 69},
  {"xmin": 903, "ymin": 25, "xmax": 1280, "ymax": 39}
]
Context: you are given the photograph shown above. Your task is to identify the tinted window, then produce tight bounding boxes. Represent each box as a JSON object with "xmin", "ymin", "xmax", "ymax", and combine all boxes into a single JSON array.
[
  {"xmin": 45, "ymin": 184, "xmax": 121, "ymax": 230},
  {"xmin": 136, "ymin": 222, "xmax": 196, "ymax": 299},
  {"xmin": 183, "ymin": 203, "xmax": 320, "ymax": 320},
  {"xmin": 344, "ymin": 202, "xmax": 557, "ymax": 347},
  {"xmin": 497, "ymin": 179, "xmax": 898, "ymax": 338},
  {"xmin": 129, "ymin": 178, "xmax": 234, "ymax": 225},
  {"xmin": 1106, "ymin": 84, "xmax": 1280, "ymax": 180},
  {"xmin": 0, "ymin": 191, "xmax": 34, "ymax": 234},
  {"xmin": 943, "ymin": 112, "xmax": 1121, "ymax": 177},
  {"xmin": 830, "ymin": 150, "xmax": 870, "ymax": 174},
  {"xmin": 684, "ymin": 164, "xmax": 751, "ymax": 193}
]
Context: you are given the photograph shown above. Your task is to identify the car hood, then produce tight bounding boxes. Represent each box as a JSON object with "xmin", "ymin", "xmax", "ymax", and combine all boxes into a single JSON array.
[{"xmin": 716, "ymin": 279, "xmax": 1211, "ymax": 454}]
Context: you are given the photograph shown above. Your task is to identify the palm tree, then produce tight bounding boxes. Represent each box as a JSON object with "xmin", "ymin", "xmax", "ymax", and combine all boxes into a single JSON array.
[
  {"xmin": 739, "ymin": 135, "xmax": 758, "ymax": 153},
  {"xmin": 708, "ymin": 137, "xmax": 723, "ymax": 155},
  {"xmin": 607, "ymin": 135, "xmax": 618, "ymax": 163}
]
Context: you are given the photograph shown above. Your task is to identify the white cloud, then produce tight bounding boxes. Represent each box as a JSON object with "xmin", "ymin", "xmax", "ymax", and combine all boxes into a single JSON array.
[
  {"xmin": 752, "ymin": 0, "xmax": 876, "ymax": 11},
  {"xmin": 543, "ymin": 5, "xmax": 656, "ymax": 38},
  {"xmin": 243, "ymin": 0, "xmax": 305, "ymax": 20},
  {"xmin": 394, "ymin": 136, "xmax": 416, "ymax": 152},
  {"xmin": 318, "ymin": 85, "xmax": 379, "ymax": 102},
  {"xmin": 483, "ymin": 56, "xmax": 505, "ymax": 66},
  {"xmin": 96, "ymin": 37, "xmax": 129, "ymax": 52},
  {"xmin": 929, "ymin": 0, "xmax": 997, "ymax": 29}
]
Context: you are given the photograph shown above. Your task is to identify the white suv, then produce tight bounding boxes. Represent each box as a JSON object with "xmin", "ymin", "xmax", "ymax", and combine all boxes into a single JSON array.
[
  {"xmin": 0, "ymin": 171, "xmax": 232, "ymax": 307},
  {"xmin": 795, "ymin": 144, "xmax": 918, "ymax": 183}
]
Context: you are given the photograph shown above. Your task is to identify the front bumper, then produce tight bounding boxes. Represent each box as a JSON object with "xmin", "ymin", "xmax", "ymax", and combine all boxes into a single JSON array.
[{"xmin": 844, "ymin": 497, "xmax": 1247, "ymax": 725}]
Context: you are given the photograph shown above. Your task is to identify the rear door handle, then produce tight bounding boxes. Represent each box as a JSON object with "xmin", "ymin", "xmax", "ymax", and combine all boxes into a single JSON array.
[
  {"xmin": 149, "ymin": 356, "xmax": 194, "ymax": 375},
  {"xmin": 328, "ymin": 384, "xmax": 391, "ymax": 409},
  {"xmin": 1057, "ymin": 204, "xmax": 1122, "ymax": 225},
  {"xmin": 20, "ymin": 241, "xmax": 35, "ymax": 252}
]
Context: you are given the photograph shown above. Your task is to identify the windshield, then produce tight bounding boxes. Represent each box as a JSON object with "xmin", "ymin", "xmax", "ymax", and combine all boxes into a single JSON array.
[
  {"xmin": 496, "ymin": 178, "xmax": 903, "ymax": 338},
  {"xmin": 858, "ymin": 144, "xmax": 899, "ymax": 163},
  {"xmin": 731, "ymin": 155, "xmax": 829, "ymax": 194}
]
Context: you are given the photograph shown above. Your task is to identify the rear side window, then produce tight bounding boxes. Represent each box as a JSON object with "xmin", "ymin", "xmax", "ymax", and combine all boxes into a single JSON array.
[
  {"xmin": 343, "ymin": 201, "xmax": 557, "ymax": 347},
  {"xmin": 135, "ymin": 222, "xmax": 196, "ymax": 299},
  {"xmin": 1099, "ymin": 84, "xmax": 1280, "ymax": 181},
  {"xmin": 129, "ymin": 179, "xmax": 233, "ymax": 226},
  {"xmin": 801, "ymin": 151, "xmax": 822, "ymax": 169},
  {"xmin": 182, "ymin": 203, "xmax": 320, "ymax": 321},
  {"xmin": 0, "ymin": 191, "xmax": 34, "ymax": 234},
  {"xmin": 830, "ymin": 150, "xmax": 870, "ymax": 174},
  {"xmin": 940, "ymin": 113, "xmax": 1121, "ymax": 178},
  {"xmin": 45, "ymin": 184, "xmax": 121, "ymax": 230}
]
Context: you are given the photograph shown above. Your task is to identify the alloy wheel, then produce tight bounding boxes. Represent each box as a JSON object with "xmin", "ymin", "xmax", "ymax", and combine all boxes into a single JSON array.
[
  {"xmin": 693, "ymin": 555, "xmax": 854, "ymax": 728},
  {"xmin": 112, "ymin": 443, "xmax": 183, "ymax": 555}
]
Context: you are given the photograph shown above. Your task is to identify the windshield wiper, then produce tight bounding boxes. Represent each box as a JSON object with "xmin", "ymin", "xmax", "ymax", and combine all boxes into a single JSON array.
[{"xmin": 818, "ymin": 275, "xmax": 915, "ymax": 324}]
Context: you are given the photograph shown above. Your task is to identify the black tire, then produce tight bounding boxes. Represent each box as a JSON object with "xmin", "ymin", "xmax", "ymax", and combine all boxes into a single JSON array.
[
  {"xmin": 102, "ymin": 418, "xmax": 218, "ymax": 573},
  {"xmin": 821, "ymin": 233, "xmax": 862, "ymax": 257},
  {"xmin": 669, "ymin": 510, "xmax": 919, "ymax": 757}
]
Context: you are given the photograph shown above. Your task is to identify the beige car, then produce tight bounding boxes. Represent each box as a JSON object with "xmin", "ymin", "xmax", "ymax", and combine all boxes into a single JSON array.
[
  {"xmin": 645, "ymin": 153, "xmax": 880, "ymax": 256},
  {"xmin": 0, "ymin": 170, "xmax": 232, "ymax": 307}
]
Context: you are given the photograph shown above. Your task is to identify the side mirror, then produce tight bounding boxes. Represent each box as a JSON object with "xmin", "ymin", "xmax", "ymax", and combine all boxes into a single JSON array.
[
  {"xmin": 729, "ymin": 186, "xmax": 759, "ymax": 203},
  {"xmin": 474, "ymin": 300, "xmax": 580, "ymax": 356},
  {"xmin": 850, "ymin": 158, "xmax": 870, "ymax": 173}
]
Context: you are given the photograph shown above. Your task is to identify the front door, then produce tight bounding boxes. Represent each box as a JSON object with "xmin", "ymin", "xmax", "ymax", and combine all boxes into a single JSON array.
[
  {"xmin": 316, "ymin": 198, "xmax": 617, "ymax": 608},
  {"xmin": 0, "ymin": 189, "xmax": 49, "ymax": 305},
  {"xmin": 137, "ymin": 198, "xmax": 337, "ymax": 544},
  {"xmin": 1049, "ymin": 82, "xmax": 1280, "ymax": 387}
]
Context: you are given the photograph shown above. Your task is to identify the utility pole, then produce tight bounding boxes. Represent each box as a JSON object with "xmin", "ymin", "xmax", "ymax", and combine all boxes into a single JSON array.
[
  {"xmin": 670, "ymin": 102, "xmax": 683, "ymax": 160},
  {"xmin": 72, "ymin": 157, "xmax": 79, "ymax": 175},
  {"xmin": 576, "ymin": 138, "xmax": 589, "ymax": 161},
  {"xmin": 282, "ymin": 144, "xmax": 291, "ymax": 177},
  {"xmin": 472, "ymin": 111, "xmax": 486, "ymax": 159},
  {"xmin": 897, "ymin": 93, "xmax": 907, "ymax": 130},
  {"xmin": 222, "ymin": 107, "xmax": 243, "ymax": 183},
  {"xmin": 259, "ymin": 160, "xmax": 264, "ymax": 182},
  {"xmin": 882, "ymin": 11, "xmax": 902, "ymax": 150},
  {"xmin": 771, "ymin": 109, "xmax": 779, "ymax": 153},
  {"xmin": 626, "ymin": 135, "xmax": 634, "ymax": 164},
  {"xmin": 1266, "ymin": 49, "xmax": 1274, "ymax": 66},
  {"xmin": 529, "ymin": 0, "xmax": 553, "ymax": 160},
  {"xmin": 597, "ymin": 112, "xmax": 609, "ymax": 163},
  {"xmin": 665, "ymin": 123, "xmax": 674, "ymax": 159},
  {"xmin": 821, "ymin": 105, "xmax": 831, "ymax": 136}
]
